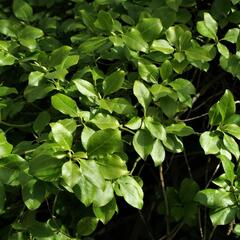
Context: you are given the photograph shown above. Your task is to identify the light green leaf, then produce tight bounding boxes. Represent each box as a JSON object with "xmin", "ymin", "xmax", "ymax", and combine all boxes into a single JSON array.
[
  {"xmin": 0, "ymin": 130, "xmax": 13, "ymax": 158},
  {"xmin": 133, "ymin": 129, "xmax": 154, "ymax": 160},
  {"xmin": 95, "ymin": 10, "xmax": 114, "ymax": 32},
  {"xmin": 87, "ymin": 129, "xmax": 122, "ymax": 156},
  {"xmin": 138, "ymin": 59, "xmax": 158, "ymax": 83},
  {"xmin": 162, "ymin": 134, "xmax": 184, "ymax": 153},
  {"xmin": 160, "ymin": 60, "xmax": 173, "ymax": 80},
  {"xmin": 77, "ymin": 217, "xmax": 98, "ymax": 236},
  {"xmin": 22, "ymin": 179, "xmax": 45, "ymax": 210},
  {"xmin": 0, "ymin": 52, "xmax": 16, "ymax": 66},
  {"xmin": 51, "ymin": 93, "xmax": 79, "ymax": 117},
  {"xmin": 197, "ymin": 12, "xmax": 218, "ymax": 40},
  {"xmin": 166, "ymin": 123, "xmax": 194, "ymax": 136},
  {"xmin": 125, "ymin": 116, "xmax": 142, "ymax": 130},
  {"xmin": 144, "ymin": 116, "xmax": 166, "ymax": 140},
  {"xmin": 92, "ymin": 181, "xmax": 114, "ymax": 207},
  {"xmin": 81, "ymin": 126, "xmax": 95, "ymax": 150},
  {"xmin": 50, "ymin": 122, "xmax": 72, "ymax": 150},
  {"xmin": 13, "ymin": 0, "xmax": 33, "ymax": 21},
  {"xmin": 96, "ymin": 154, "xmax": 128, "ymax": 179},
  {"xmin": 99, "ymin": 98, "xmax": 136, "ymax": 116},
  {"xmin": 217, "ymin": 42, "xmax": 229, "ymax": 59},
  {"xmin": 136, "ymin": 18, "xmax": 163, "ymax": 42},
  {"xmin": 223, "ymin": 28, "xmax": 240, "ymax": 43},
  {"xmin": 199, "ymin": 131, "xmax": 220, "ymax": 155},
  {"xmin": 18, "ymin": 26, "xmax": 44, "ymax": 50},
  {"xmin": 151, "ymin": 39, "xmax": 174, "ymax": 54},
  {"xmin": 103, "ymin": 70, "xmax": 125, "ymax": 96},
  {"xmin": 133, "ymin": 80, "xmax": 151, "ymax": 113},
  {"xmin": 90, "ymin": 113, "xmax": 119, "ymax": 130},
  {"xmin": 123, "ymin": 28, "xmax": 148, "ymax": 53},
  {"xmin": 79, "ymin": 36, "xmax": 108, "ymax": 54},
  {"xmin": 0, "ymin": 86, "xmax": 17, "ymax": 97},
  {"xmin": 80, "ymin": 159, "xmax": 105, "ymax": 190},
  {"xmin": 194, "ymin": 189, "xmax": 235, "ymax": 208},
  {"xmin": 117, "ymin": 176, "xmax": 143, "ymax": 209},
  {"xmin": 150, "ymin": 139, "xmax": 165, "ymax": 166},
  {"xmin": 222, "ymin": 124, "xmax": 240, "ymax": 140},
  {"xmin": 74, "ymin": 79, "xmax": 97, "ymax": 98},
  {"xmin": 93, "ymin": 198, "xmax": 117, "ymax": 224},
  {"xmin": 210, "ymin": 207, "xmax": 237, "ymax": 226},
  {"xmin": 62, "ymin": 161, "xmax": 81, "ymax": 188},
  {"xmin": 218, "ymin": 155, "xmax": 235, "ymax": 183},
  {"xmin": 49, "ymin": 45, "xmax": 72, "ymax": 67},
  {"xmin": 223, "ymin": 134, "xmax": 239, "ymax": 159},
  {"xmin": 28, "ymin": 71, "xmax": 45, "ymax": 87}
]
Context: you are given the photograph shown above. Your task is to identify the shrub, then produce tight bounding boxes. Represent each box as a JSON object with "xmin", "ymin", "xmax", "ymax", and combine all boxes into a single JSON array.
[{"xmin": 1, "ymin": 0, "xmax": 240, "ymax": 239}]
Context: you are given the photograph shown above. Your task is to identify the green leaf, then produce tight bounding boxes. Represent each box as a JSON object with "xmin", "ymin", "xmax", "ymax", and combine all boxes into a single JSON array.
[
  {"xmin": 99, "ymin": 98, "xmax": 136, "ymax": 116},
  {"xmin": 93, "ymin": 198, "xmax": 117, "ymax": 224},
  {"xmin": 199, "ymin": 131, "xmax": 220, "ymax": 155},
  {"xmin": 96, "ymin": 154, "xmax": 128, "ymax": 179},
  {"xmin": 22, "ymin": 179, "xmax": 45, "ymax": 210},
  {"xmin": 150, "ymin": 84, "xmax": 176, "ymax": 101},
  {"xmin": 0, "ymin": 52, "xmax": 16, "ymax": 66},
  {"xmin": 197, "ymin": 12, "xmax": 218, "ymax": 40},
  {"xmin": 77, "ymin": 217, "xmax": 98, "ymax": 236},
  {"xmin": 80, "ymin": 159, "xmax": 105, "ymax": 190},
  {"xmin": 179, "ymin": 178, "xmax": 199, "ymax": 203},
  {"xmin": 222, "ymin": 124, "xmax": 240, "ymax": 140},
  {"xmin": 158, "ymin": 96, "xmax": 178, "ymax": 118},
  {"xmin": 217, "ymin": 42, "xmax": 229, "ymax": 59},
  {"xmin": 210, "ymin": 207, "xmax": 237, "ymax": 226},
  {"xmin": 0, "ymin": 130, "xmax": 13, "ymax": 158},
  {"xmin": 0, "ymin": 86, "xmax": 17, "ymax": 97},
  {"xmin": 166, "ymin": 0, "xmax": 182, "ymax": 11},
  {"xmin": 81, "ymin": 126, "xmax": 95, "ymax": 150},
  {"xmin": 150, "ymin": 139, "xmax": 165, "ymax": 166},
  {"xmin": 125, "ymin": 116, "xmax": 142, "ymax": 130},
  {"xmin": 144, "ymin": 116, "xmax": 166, "ymax": 140},
  {"xmin": 223, "ymin": 133, "xmax": 239, "ymax": 159},
  {"xmin": 162, "ymin": 134, "xmax": 184, "ymax": 153},
  {"xmin": 92, "ymin": 181, "xmax": 114, "ymax": 207},
  {"xmin": 62, "ymin": 161, "xmax": 81, "ymax": 188},
  {"xmin": 150, "ymin": 39, "xmax": 174, "ymax": 54},
  {"xmin": 79, "ymin": 36, "xmax": 108, "ymax": 54},
  {"xmin": 136, "ymin": 18, "xmax": 163, "ymax": 42},
  {"xmin": 73, "ymin": 175, "xmax": 96, "ymax": 206},
  {"xmin": 13, "ymin": 0, "xmax": 33, "ymax": 21},
  {"xmin": 87, "ymin": 129, "xmax": 122, "ymax": 156},
  {"xmin": 103, "ymin": 70, "xmax": 125, "ymax": 96},
  {"xmin": 29, "ymin": 154, "xmax": 64, "ymax": 182},
  {"xmin": 74, "ymin": 79, "xmax": 98, "ymax": 98},
  {"xmin": 18, "ymin": 26, "xmax": 44, "ymax": 50},
  {"xmin": 117, "ymin": 176, "xmax": 143, "ymax": 209},
  {"xmin": 160, "ymin": 60, "xmax": 173, "ymax": 81},
  {"xmin": 0, "ymin": 182, "xmax": 5, "ymax": 214},
  {"xmin": 95, "ymin": 10, "xmax": 114, "ymax": 32},
  {"xmin": 194, "ymin": 189, "xmax": 235, "ymax": 208},
  {"xmin": 133, "ymin": 129, "xmax": 154, "ymax": 160},
  {"xmin": 49, "ymin": 46, "xmax": 72, "ymax": 67},
  {"xmin": 33, "ymin": 111, "xmax": 51, "ymax": 135},
  {"xmin": 223, "ymin": 28, "xmax": 240, "ymax": 43},
  {"xmin": 90, "ymin": 113, "xmax": 119, "ymax": 130},
  {"xmin": 218, "ymin": 155, "xmax": 235, "ymax": 183},
  {"xmin": 123, "ymin": 28, "xmax": 149, "ymax": 53},
  {"xmin": 51, "ymin": 93, "xmax": 79, "ymax": 117},
  {"xmin": 133, "ymin": 80, "xmax": 151, "ymax": 113},
  {"xmin": 50, "ymin": 122, "xmax": 73, "ymax": 150},
  {"xmin": 166, "ymin": 123, "xmax": 194, "ymax": 136},
  {"xmin": 138, "ymin": 59, "xmax": 159, "ymax": 83}
]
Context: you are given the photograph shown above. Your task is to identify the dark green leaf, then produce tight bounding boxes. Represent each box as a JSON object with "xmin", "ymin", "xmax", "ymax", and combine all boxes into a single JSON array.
[{"xmin": 77, "ymin": 217, "xmax": 98, "ymax": 236}]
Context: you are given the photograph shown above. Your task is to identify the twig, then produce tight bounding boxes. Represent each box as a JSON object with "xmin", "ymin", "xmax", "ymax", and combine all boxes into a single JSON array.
[
  {"xmin": 130, "ymin": 157, "xmax": 141, "ymax": 175},
  {"xmin": 160, "ymin": 165, "xmax": 170, "ymax": 238},
  {"xmin": 184, "ymin": 149, "xmax": 193, "ymax": 179},
  {"xmin": 181, "ymin": 113, "xmax": 208, "ymax": 122},
  {"xmin": 205, "ymin": 163, "xmax": 220, "ymax": 188},
  {"xmin": 208, "ymin": 226, "xmax": 217, "ymax": 240},
  {"xmin": 0, "ymin": 120, "xmax": 32, "ymax": 128}
]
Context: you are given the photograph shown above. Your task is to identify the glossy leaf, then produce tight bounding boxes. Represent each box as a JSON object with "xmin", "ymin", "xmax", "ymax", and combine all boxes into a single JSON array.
[
  {"xmin": 199, "ymin": 131, "xmax": 220, "ymax": 155},
  {"xmin": 150, "ymin": 139, "xmax": 165, "ymax": 166},
  {"xmin": 13, "ymin": 0, "xmax": 33, "ymax": 21},
  {"xmin": 116, "ymin": 176, "xmax": 143, "ymax": 209},
  {"xmin": 77, "ymin": 217, "xmax": 98, "ymax": 236},
  {"xmin": 62, "ymin": 161, "xmax": 81, "ymax": 188},
  {"xmin": 133, "ymin": 129, "xmax": 154, "ymax": 160},
  {"xmin": 51, "ymin": 93, "xmax": 79, "ymax": 117}
]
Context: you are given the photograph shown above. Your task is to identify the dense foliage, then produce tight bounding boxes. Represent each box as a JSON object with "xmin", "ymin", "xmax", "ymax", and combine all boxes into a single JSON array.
[{"xmin": 1, "ymin": 0, "xmax": 240, "ymax": 239}]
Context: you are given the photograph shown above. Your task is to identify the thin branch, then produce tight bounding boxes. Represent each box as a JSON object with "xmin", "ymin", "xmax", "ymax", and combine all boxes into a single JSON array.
[
  {"xmin": 130, "ymin": 157, "xmax": 141, "ymax": 175},
  {"xmin": 180, "ymin": 113, "xmax": 208, "ymax": 122},
  {"xmin": 0, "ymin": 120, "xmax": 32, "ymax": 128},
  {"xmin": 160, "ymin": 165, "xmax": 170, "ymax": 238}
]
